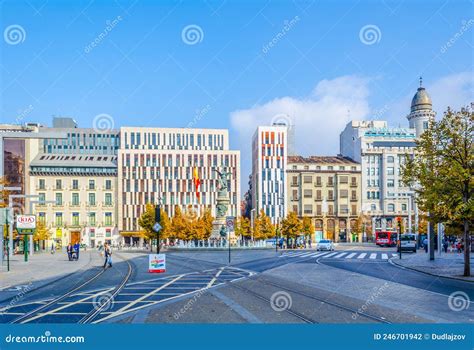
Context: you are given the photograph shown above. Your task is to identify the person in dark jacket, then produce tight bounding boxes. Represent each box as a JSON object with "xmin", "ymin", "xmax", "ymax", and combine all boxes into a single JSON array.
[
  {"xmin": 73, "ymin": 242, "xmax": 80, "ymax": 260},
  {"xmin": 66, "ymin": 243, "xmax": 73, "ymax": 261},
  {"xmin": 103, "ymin": 243, "xmax": 113, "ymax": 269}
]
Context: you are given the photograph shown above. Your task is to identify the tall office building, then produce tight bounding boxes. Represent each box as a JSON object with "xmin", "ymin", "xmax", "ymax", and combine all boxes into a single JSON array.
[
  {"xmin": 118, "ymin": 127, "xmax": 240, "ymax": 245},
  {"xmin": 251, "ymin": 125, "xmax": 288, "ymax": 224},
  {"xmin": 28, "ymin": 120, "xmax": 120, "ymax": 247},
  {"xmin": 339, "ymin": 82, "xmax": 435, "ymax": 232}
]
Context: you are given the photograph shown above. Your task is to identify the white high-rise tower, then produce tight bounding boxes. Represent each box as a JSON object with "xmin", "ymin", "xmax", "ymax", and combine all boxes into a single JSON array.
[{"xmin": 407, "ymin": 77, "xmax": 436, "ymax": 137}]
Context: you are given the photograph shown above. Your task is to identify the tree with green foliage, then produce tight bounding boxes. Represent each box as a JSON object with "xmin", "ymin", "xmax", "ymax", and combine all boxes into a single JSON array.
[{"xmin": 403, "ymin": 105, "xmax": 473, "ymax": 276}]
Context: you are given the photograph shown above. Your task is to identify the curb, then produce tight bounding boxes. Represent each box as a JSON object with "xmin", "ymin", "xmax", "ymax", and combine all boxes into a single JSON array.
[{"xmin": 388, "ymin": 257, "xmax": 474, "ymax": 283}]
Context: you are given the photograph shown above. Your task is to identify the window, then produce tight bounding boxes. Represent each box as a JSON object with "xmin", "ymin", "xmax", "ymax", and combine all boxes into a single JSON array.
[
  {"xmin": 387, "ymin": 167, "xmax": 395, "ymax": 175},
  {"xmin": 303, "ymin": 189, "xmax": 312, "ymax": 198},
  {"xmin": 105, "ymin": 193, "xmax": 112, "ymax": 205},
  {"xmin": 89, "ymin": 180, "xmax": 95, "ymax": 190},
  {"xmin": 38, "ymin": 179, "xmax": 45, "ymax": 190},
  {"xmin": 423, "ymin": 121, "xmax": 429, "ymax": 130},
  {"xmin": 105, "ymin": 180, "xmax": 112, "ymax": 190},
  {"xmin": 72, "ymin": 213, "xmax": 80, "ymax": 226},
  {"xmin": 387, "ymin": 156, "xmax": 394, "ymax": 163},
  {"xmin": 402, "ymin": 204, "xmax": 407, "ymax": 211},
  {"xmin": 328, "ymin": 204, "xmax": 334, "ymax": 215},
  {"xmin": 387, "ymin": 179, "xmax": 395, "ymax": 187},
  {"xmin": 303, "ymin": 175, "xmax": 312, "ymax": 183},
  {"xmin": 38, "ymin": 212, "xmax": 46, "ymax": 223},
  {"xmin": 86, "ymin": 212, "xmax": 95, "ymax": 226},
  {"xmin": 340, "ymin": 204, "xmax": 348, "ymax": 214},
  {"xmin": 72, "ymin": 179, "xmax": 79, "ymax": 190},
  {"xmin": 370, "ymin": 204, "xmax": 376, "ymax": 211},
  {"xmin": 55, "ymin": 193, "xmax": 63, "ymax": 206},
  {"xmin": 388, "ymin": 203, "xmax": 395, "ymax": 212},
  {"xmin": 328, "ymin": 190, "xmax": 334, "ymax": 200},
  {"xmin": 105, "ymin": 213, "xmax": 112, "ymax": 226},
  {"xmin": 340, "ymin": 189, "xmax": 348, "ymax": 198},
  {"xmin": 351, "ymin": 177, "xmax": 357, "ymax": 186},
  {"xmin": 316, "ymin": 190, "xmax": 322, "ymax": 200},
  {"xmin": 72, "ymin": 193, "xmax": 79, "ymax": 206},
  {"xmin": 339, "ymin": 176, "xmax": 348, "ymax": 184},
  {"xmin": 88, "ymin": 193, "xmax": 96, "ymax": 206},
  {"xmin": 55, "ymin": 213, "xmax": 63, "ymax": 226},
  {"xmin": 39, "ymin": 193, "xmax": 46, "ymax": 203},
  {"xmin": 327, "ymin": 177, "xmax": 334, "ymax": 186},
  {"xmin": 304, "ymin": 205, "xmax": 312, "ymax": 214},
  {"xmin": 55, "ymin": 179, "xmax": 62, "ymax": 190},
  {"xmin": 316, "ymin": 176, "xmax": 322, "ymax": 186},
  {"xmin": 351, "ymin": 205, "xmax": 357, "ymax": 215}
]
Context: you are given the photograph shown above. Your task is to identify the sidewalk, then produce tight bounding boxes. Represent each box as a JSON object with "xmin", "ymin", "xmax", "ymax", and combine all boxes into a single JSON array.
[
  {"xmin": 390, "ymin": 251, "xmax": 474, "ymax": 282},
  {"xmin": 0, "ymin": 249, "xmax": 95, "ymax": 302}
]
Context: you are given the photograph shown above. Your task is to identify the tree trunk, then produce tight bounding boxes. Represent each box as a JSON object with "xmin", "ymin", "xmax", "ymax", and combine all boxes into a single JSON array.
[{"xmin": 463, "ymin": 220, "xmax": 470, "ymax": 277}]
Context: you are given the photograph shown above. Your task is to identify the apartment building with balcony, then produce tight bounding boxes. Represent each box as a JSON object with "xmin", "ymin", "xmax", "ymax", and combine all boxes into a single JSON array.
[
  {"xmin": 27, "ymin": 118, "xmax": 120, "ymax": 247},
  {"xmin": 286, "ymin": 156, "xmax": 362, "ymax": 242}
]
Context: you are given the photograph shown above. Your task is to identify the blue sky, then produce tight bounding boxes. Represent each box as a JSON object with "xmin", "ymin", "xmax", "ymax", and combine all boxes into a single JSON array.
[{"xmin": 1, "ymin": 0, "xmax": 473, "ymax": 185}]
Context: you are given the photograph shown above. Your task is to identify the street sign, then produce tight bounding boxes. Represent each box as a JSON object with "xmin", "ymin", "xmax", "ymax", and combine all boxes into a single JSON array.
[
  {"xmin": 16, "ymin": 215, "xmax": 36, "ymax": 235},
  {"xmin": 148, "ymin": 253, "xmax": 166, "ymax": 273},
  {"xmin": 153, "ymin": 223, "xmax": 162, "ymax": 233},
  {"xmin": 226, "ymin": 216, "xmax": 235, "ymax": 232}
]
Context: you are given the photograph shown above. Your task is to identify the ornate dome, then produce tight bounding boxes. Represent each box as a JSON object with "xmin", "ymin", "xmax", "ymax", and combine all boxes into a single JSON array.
[{"xmin": 411, "ymin": 86, "xmax": 432, "ymax": 112}]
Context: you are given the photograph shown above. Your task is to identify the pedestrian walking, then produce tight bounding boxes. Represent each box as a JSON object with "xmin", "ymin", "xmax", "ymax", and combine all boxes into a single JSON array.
[
  {"xmin": 423, "ymin": 237, "xmax": 428, "ymax": 253},
  {"xmin": 308, "ymin": 238, "xmax": 312, "ymax": 249},
  {"xmin": 66, "ymin": 243, "xmax": 73, "ymax": 261},
  {"xmin": 443, "ymin": 238, "xmax": 449, "ymax": 253},
  {"xmin": 103, "ymin": 243, "xmax": 113, "ymax": 269},
  {"xmin": 73, "ymin": 242, "xmax": 80, "ymax": 260}
]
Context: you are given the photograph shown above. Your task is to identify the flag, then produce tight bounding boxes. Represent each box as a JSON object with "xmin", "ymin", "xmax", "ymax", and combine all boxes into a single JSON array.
[{"xmin": 193, "ymin": 167, "xmax": 201, "ymax": 200}]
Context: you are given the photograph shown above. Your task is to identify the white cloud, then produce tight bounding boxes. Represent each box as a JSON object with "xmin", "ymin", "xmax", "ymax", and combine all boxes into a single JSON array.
[{"xmin": 230, "ymin": 75, "xmax": 371, "ymax": 159}]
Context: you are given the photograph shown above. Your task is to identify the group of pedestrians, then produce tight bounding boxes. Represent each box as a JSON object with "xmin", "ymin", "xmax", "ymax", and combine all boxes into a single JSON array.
[
  {"xmin": 66, "ymin": 242, "xmax": 80, "ymax": 261},
  {"xmin": 422, "ymin": 236, "xmax": 465, "ymax": 253}
]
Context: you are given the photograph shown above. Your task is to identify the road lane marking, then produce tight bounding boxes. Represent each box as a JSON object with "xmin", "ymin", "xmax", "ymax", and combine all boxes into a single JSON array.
[
  {"xmin": 345, "ymin": 253, "xmax": 357, "ymax": 259},
  {"xmin": 382, "ymin": 254, "xmax": 389, "ymax": 260},
  {"xmin": 334, "ymin": 252, "xmax": 347, "ymax": 258},
  {"xmin": 97, "ymin": 275, "xmax": 184, "ymax": 322},
  {"xmin": 21, "ymin": 288, "xmax": 114, "ymax": 323},
  {"xmin": 392, "ymin": 253, "xmax": 398, "ymax": 257},
  {"xmin": 357, "ymin": 253, "xmax": 367, "ymax": 259},
  {"xmin": 322, "ymin": 252, "xmax": 338, "ymax": 258},
  {"xmin": 369, "ymin": 253, "xmax": 377, "ymax": 259},
  {"xmin": 207, "ymin": 267, "xmax": 225, "ymax": 288}
]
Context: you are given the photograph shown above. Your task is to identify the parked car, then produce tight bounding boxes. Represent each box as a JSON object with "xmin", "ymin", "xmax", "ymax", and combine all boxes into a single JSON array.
[
  {"xmin": 397, "ymin": 233, "xmax": 417, "ymax": 253},
  {"xmin": 317, "ymin": 239, "xmax": 335, "ymax": 251}
]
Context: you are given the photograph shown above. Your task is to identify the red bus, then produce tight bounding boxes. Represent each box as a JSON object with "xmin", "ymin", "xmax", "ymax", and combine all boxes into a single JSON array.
[{"xmin": 375, "ymin": 231, "xmax": 398, "ymax": 247}]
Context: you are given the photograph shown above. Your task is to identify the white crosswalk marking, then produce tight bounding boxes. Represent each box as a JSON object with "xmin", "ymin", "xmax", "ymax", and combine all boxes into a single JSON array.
[
  {"xmin": 392, "ymin": 253, "xmax": 398, "ymax": 257},
  {"xmin": 322, "ymin": 252, "xmax": 338, "ymax": 258},
  {"xmin": 298, "ymin": 251, "xmax": 319, "ymax": 258},
  {"xmin": 382, "ymin": 253, "xmax": 388, "ymax": 260},
  {"xmin": 345, "ymin": 253, "xmax": 357, "ymax": 259},
  {"xmin": 334, "ymin": 252, "xmax": 347, "ymax": 258},
  {"xmin": 357, "ymin": 253, "xmax": 367, "ymax": 259},
  {"xmin": 369, "ymin": 253, "xmax": 377, "ymax": 259}
]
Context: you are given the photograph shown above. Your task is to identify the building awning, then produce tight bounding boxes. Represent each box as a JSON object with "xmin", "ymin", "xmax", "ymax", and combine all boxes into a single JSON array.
[{"xmin": 120, "ymin": 231, "xmax": 147, "ymax": 238}]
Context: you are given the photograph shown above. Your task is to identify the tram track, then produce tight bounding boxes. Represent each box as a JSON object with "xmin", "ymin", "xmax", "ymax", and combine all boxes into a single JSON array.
[{"xmin": 9, "ymin": 253, "xmax": 133, "ymax": 324}]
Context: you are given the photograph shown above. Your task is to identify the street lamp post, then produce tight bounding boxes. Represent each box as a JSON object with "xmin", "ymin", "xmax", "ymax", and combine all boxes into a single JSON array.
[{"xmin": 0, "ymin": 186, "xmax": 21, "ymax": 269}]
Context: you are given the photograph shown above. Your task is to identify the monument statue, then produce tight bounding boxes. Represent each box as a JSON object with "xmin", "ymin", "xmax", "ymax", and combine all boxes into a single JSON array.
[{"xmin": 210, "ymin": 167, "xmax": 235, "ymax": 243}]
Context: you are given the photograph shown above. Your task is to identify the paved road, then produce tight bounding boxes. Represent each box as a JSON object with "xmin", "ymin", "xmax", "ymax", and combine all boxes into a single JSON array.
[{"xmin": 1, "ymin": 249, "xmax": 472, "ymax": 323}]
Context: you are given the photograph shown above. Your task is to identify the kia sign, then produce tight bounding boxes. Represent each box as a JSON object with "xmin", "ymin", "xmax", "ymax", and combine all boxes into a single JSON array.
[{"xmin": 16, "ymin": 215, "xmax": 36, "ymax": 235}]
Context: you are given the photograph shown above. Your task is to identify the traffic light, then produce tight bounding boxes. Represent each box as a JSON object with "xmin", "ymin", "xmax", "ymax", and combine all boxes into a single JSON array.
[{"xmin": 155, "ymin": 205, "xmax": 161, "ymax": 223}]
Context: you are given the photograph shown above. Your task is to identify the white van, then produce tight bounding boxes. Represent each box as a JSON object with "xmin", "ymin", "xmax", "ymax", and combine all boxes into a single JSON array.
[{"xmin": 398, "ymin": 233, "xmax": 417, "ymax": 253}]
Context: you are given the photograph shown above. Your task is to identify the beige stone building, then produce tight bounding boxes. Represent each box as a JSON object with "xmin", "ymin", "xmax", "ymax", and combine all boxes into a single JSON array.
[{"xmin": 286, "ymin": 156, "xmax": 362, "ymax": 242}]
